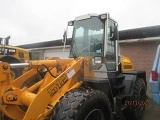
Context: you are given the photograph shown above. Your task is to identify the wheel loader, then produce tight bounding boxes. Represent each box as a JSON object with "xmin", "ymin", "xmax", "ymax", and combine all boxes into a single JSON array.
[
  {"xmin": 0, "ymin": 36, "xmax": 30, "ymax": 80},
  {"xmin": 0, "ymin": 13, "xmax": 147, "ymax": 120}
]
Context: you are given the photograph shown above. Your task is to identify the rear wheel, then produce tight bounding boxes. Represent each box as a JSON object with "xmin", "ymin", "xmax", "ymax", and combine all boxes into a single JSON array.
[
  {"xmin": 125, "ymin": 78, "xmax": 147, "ymax": 120},
  {"xmin": 50, "ymin": 88, "xmax": 112, "ymax": 120}
]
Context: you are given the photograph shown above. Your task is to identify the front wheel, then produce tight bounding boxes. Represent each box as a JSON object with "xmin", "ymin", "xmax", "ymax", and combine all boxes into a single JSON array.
[{"xmin": 50, "ymin": 88, "xmax": 112, "ymax": 120}]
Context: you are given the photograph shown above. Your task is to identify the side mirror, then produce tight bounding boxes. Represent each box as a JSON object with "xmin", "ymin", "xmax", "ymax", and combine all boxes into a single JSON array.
[
  {"xmin": 110, "ymin": 25, "xmax": 118, "ymax": 41},
  {"xmin": 62, "ymin": 30, "xmax": 67, "ymax": 43},
  {"xmin": 110, "ymin": 26, "xmax": 114, "ymax": 35},
  {"xmin": 113, "ymin": 25, "xmax": 118, "ymax": 39},
  {"xmin": 109, "ymin": 26, "xmax": 114, "ymax": 39}
]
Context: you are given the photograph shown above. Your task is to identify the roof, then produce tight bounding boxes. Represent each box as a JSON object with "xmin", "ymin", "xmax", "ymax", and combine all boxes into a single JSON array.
[
  {"xmin": 18, "ymin": 39, "xmax": 71, "ymax": 49},
  {"xmin": 18, "ymin": 25, "xmax": 160, "ymax": 49},
  {"xmin": 119, "ymin": 25, "xmax": 160, "ymax": 40}
]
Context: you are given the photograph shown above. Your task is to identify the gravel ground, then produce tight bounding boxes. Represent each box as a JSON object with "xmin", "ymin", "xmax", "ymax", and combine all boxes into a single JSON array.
[{"xmin": 142, "ymin": 97, "xmax": 160, "ymax": 120}]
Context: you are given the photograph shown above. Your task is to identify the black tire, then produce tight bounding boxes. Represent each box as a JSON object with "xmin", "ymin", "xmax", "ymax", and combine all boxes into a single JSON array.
[
  {"xmin": 0, "ymin": 57, "xmax": 23, "ymax": 80},
  {"xmin": 125, "ymin": 78, "xmax": 147, "ymax": 120},
  {"xmin": 11, "ymin": 68, "xmax": 22, "ymax": 80},
  {"xmin": 50, "ymin": 88, "xmax": 112, "ymax": 120}
]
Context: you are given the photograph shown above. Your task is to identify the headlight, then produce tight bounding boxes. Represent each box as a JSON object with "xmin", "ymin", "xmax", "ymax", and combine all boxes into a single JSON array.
[{"xmin": 94, "ymin": 57, "xmax": 102, "ymax": 63}]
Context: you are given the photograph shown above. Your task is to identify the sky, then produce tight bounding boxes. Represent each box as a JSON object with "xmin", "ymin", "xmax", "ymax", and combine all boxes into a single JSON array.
[{"xmin": 0, "ymin": 0, "xmax": 160, "ymax": 46}]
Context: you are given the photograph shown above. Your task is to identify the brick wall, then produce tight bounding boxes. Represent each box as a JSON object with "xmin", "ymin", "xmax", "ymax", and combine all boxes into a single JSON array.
[{"xmin": 120, "ymin": 41, "xmax": 160, "ymax": 96}]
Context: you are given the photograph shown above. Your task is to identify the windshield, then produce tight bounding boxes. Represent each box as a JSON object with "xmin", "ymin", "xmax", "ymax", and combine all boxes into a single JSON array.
[
  {"xmin": 70, "ymin": 16, "xmax": 104, "ymax": 57},
  {"xmin": 0, "ymin": 46, "xmax": 16, "ymax": 55}
]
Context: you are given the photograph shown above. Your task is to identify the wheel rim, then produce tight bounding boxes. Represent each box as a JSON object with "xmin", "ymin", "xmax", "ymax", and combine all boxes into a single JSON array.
[
  {"xmin": 85, "ymin": 109, "xmax": 105, "ymax": 120},
  {"xmin": 10, "ymin": 70, "xmax": 16, "ymax": 80}
]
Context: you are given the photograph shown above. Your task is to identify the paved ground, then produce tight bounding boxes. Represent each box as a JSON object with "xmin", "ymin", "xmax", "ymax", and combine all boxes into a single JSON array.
[{"xmin": 142, "ymin": 97, "xmax": 160, "ymax": 120}]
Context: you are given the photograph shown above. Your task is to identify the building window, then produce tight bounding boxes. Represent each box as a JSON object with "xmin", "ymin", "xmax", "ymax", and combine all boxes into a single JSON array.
[{"xmin": 31, "ymin": 51, "xmax": 44, "ymax": 60}]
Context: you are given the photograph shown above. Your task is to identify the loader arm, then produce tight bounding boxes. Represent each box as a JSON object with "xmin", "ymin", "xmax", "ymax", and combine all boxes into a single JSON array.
[{"xmin": 0, "ymin": 57, "xmax": 94, "ymax": 120}]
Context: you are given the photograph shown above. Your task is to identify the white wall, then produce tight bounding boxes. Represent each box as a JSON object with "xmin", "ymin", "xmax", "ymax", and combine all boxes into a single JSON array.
[{"xmin": 44, "ymin": 47, "xmax": 70, "ymax": 59}]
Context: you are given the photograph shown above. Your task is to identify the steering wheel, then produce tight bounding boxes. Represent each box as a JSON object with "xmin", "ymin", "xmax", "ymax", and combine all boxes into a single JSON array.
[{"xmin": 90, "ymin": 38, "xmax": 102, "ymax": 52}]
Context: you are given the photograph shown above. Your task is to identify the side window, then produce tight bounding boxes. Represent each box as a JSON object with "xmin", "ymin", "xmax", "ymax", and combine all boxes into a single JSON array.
[
  {"xmin": 19, "ymin": 52, "xmax": 24, "ymax": 58},
  {"xmin": 74, "ymin": 27, "xmax": 84, "ymax": 52},
  {"xmin": 105, "ymin": 20, "xmax": 116, "ymax": 71},
  {"xmin": 8, "ymin": 48, "xmax": 16, "ymax": 55}
]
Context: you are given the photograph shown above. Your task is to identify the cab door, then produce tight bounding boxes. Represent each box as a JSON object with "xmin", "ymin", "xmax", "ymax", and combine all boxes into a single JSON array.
[{"xmin": 105, "ymin": 18, "xmax": 118, "ymax": 72}]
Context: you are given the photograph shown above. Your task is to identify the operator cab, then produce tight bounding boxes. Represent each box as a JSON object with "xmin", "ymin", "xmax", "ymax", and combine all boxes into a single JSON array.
[{"xmin": 63, "ymin": 13, "xmax": 119, "ymax": 77}]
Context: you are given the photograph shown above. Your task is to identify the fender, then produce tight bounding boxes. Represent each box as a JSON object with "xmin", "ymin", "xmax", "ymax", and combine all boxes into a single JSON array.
[
  {"xmin": 122, "ymin": 70, "xmax": 147, "ymax": 95},
  {"xmin": 0, "ymin": 55, "xmax": 22, "ymax": 63}
]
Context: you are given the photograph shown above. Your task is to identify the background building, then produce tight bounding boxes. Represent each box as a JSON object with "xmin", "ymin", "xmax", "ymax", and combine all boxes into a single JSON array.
[{"xmin": 19, "ymin": 25, "xmax": 160, "ymax": 96}]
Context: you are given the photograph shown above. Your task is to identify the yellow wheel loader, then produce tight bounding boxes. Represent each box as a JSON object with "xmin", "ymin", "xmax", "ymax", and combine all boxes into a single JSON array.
[
  {"xmin": 0, "ymin": 13, "xmax": 147, "ymax": 120},
  {"xmin": 0, "ymin": 36, "xmax": 30, "ymax": 80}
]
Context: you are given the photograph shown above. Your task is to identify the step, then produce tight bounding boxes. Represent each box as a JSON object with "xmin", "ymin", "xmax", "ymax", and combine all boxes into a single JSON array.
[
  {"xmin": 114, "ymin": 84, "xmax": 126, "ymax": 90},
  {"xmin": 116, "ymin": 76, "xmax": 125, "ymax": 80},
  {"xmin": 112, "ymin": 96, "xmax": 127, "ymax": 120}
]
